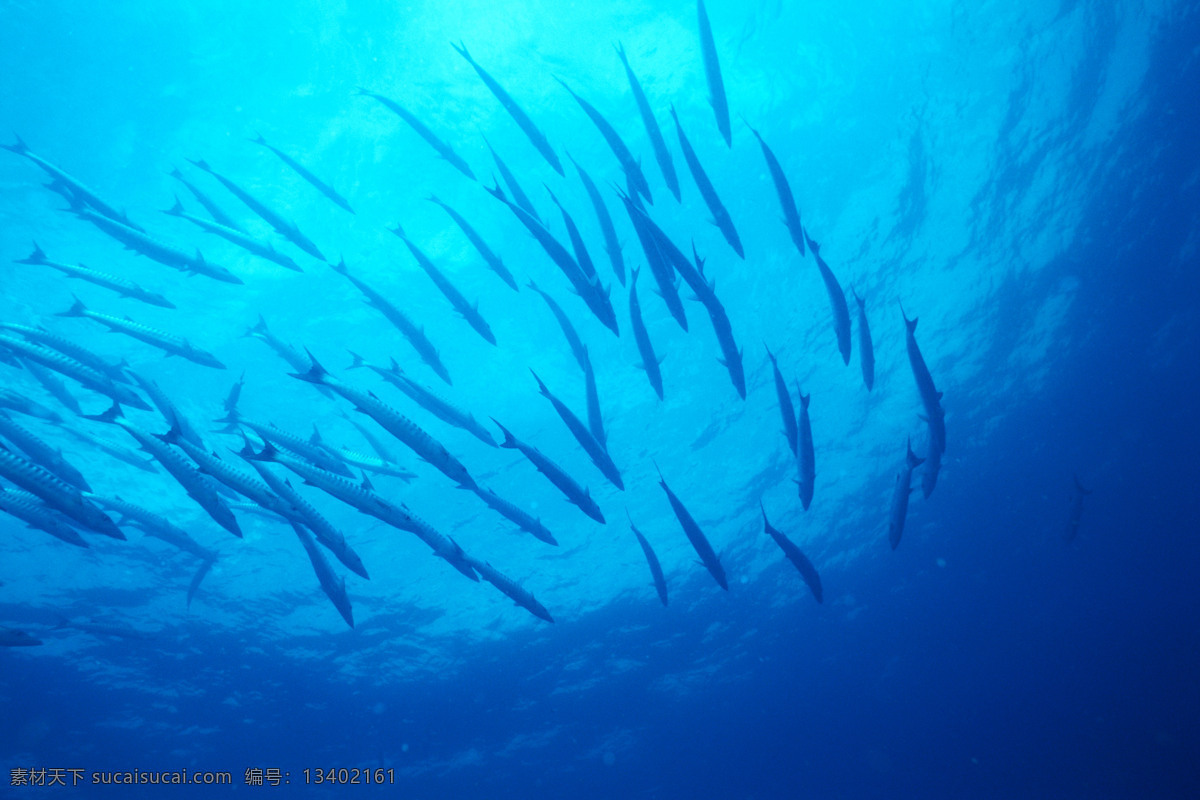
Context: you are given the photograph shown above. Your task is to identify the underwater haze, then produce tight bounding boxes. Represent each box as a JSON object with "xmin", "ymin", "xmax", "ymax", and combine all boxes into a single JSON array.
[{"xmin": 2, "ymin": 0, "xmax": 1199, "ymax": 797}]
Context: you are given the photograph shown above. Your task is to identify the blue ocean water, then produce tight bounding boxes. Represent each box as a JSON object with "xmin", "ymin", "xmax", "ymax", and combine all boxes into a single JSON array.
[{"xmin": 2, "ymin": 0, "xmax": 1198, "ymax": 796}]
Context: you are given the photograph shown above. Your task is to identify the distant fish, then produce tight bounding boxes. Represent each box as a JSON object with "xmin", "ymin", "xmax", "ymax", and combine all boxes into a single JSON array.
[
  {"xmin": 629, "ymin": 268, "xmax": 665, "ymax": 400},
  {"xmin": 54, "ymin": 617, "xmax": 159, "ymax": 641},
  {"xmin": 0, "ymin": 410, "xmax": 91, "ymax": 491},
  {"xmin": 0, "ymin": 324, "xmax": 130, "ymax": 384},
  {"xmin": 888, "ymin": 439, "xmax": 925, "ymax": 550},
  {"xmin": 3, "ymin": 135, "xmax": 143, "ymax": 230},
  {"xmin": 61, "ymin": 426, "xmax": 157, "ymax": 473},
  {"xmin": 765, "ymin": 346, "xmax": 797, "ymax": 455},
  {"xmin": 328, "ymin": 258, "xmax": 453, "ymax": 385},
  {"xmin": 465, "ymin": 555, "xmax": 555, "ymax": 623},
  {"xmin": 760, "ymin": 504, "xmax": 822, "ymax": 603},
  {"xmin": 0, "ymin": 333, "xmax": 151, "ymax": 410},
  {"xmin": 546, "ymin": 186, "xmax": 598, "ymax": 282},
  {"xmin": 689, "ymin": 245, "xmax": 745, "ymax": 399},
  {"xmin": 357, "ymin": 89, "xmax": 475, "ymax": 182},
  {"xmin": 493, "ymin": 418, "xmax": 605, "ymax": 524},
  {"xmin": 1064, "ymin": 475, "xmax": 1091, "ymax": 543},
  {"xmin": 696, "ymin": 0, "xmax": 732, "ymax": 147},
  {"xmin": 428, "ymin": 195, "xmax": 517, "ymax": 290},
  {"xmin": 0, "ymin": 441, "xmax": 123, "ymax": 539},
  {"xmin": 17, "ymin": 357, "xmax": 83, "ymax": 416},
  {"xmin": 248, "ymin": 132, "xmax": 355, "ymax": 214},
  {"xmin": 89, "ymin": 494, "xmax": 216, "ymax": 562},
  {"xmin": 615, "ymin": 42, "xmax": 681, "ymax": 203},
  {"xmin": 332, "ymin": 447, "xmax": 417, "ymax": 482},
  {"xmin": 57, "ymin": 296, "xmax": 226, "ymax": 369},
  {"xmin": 853, "ymin": 291, "xmax": 875, "ymax": 391},
  {"xmin": 803, "ymin": 230, "xmax": 852, "ymax": 366},
  {"xmin": 188, "ymin": 158, "xmax": 326, "ymax": 261},
  {"xmin": 0, "ymin": 626, "xmax": 43, "ymax": 647},
  {"xmin": 900, "ymin": 304, "xmax": 946, "ymax": 497},
  {"xmin": 291, "ymin": 521, "xmax": 354, "ymax": 628},
  {"xmin": 0, "ymin": 485, "xmax": 89, "ymax": 548},
  {"xmin": 484, "ymin": 137, "xmax": 541, "ymax": 222},
  {"xmin": 128, "ymin": 371, "xmax": 206, "ymax": 449},
  {"xmin": 618, "ymin": 192, "xmax": 688, "ymax": 332},
  {"xmin": 348, "ymin": 353, "xmax": 496, "ymax": 448},
  {"xmin": 629, "ymin": 510, "xmax": 668, "ymax": 606},
  {"xmin": 169, "ymin": 166, "xmax": 244, "ymax": 232},
  {"xmin": 582, "ymin": 347, "xmax": 607, "ymax": 448},
  {"xmin": 0, "ymin": 389, "xmax": 64, "ymax": 423},
  {"xmin": 745, "ymin": 123, "xmax": 803, "ymax": 256},
  {"xmin": 656, "ymin": 464, "xmax": 727, "ymax": 590},
  {"xmin": 567, "ymin": 154, "xmax": 625, "ymax": 285},
  {"xmin": 529, "ymin": 369, "xmax": 623, "ymax": 490},
  {"xmin": 388, "ymin": 231, "xmax": 496, "ymax": 346},
  {"xmin": 453, "ymin": 42, "xmax": 563, "ymax": 176},
  {"xmin": 468, "ymin": 483, "xmax": 558, "ymax": 546},
  {"xmin": 670, "ymin": 105, "xmax": 743, "ymax": 258},
  {"xmin": 556, "ymin": 78, "xmax": 652, "ymax": 205},
  {"xmin": 162, "ymin": 196, "xmax": 302, "ymax": 272},
  {"xmin": 16, "ymin": 242, "xmax": 176, "ymax": 308},
  {"xmin": 796, "ymin": 387, "xmax": 815, "ymax": 510},
  {"xmin": 527, "ymin": 280, "xmax": 589, "ymax": 372}
]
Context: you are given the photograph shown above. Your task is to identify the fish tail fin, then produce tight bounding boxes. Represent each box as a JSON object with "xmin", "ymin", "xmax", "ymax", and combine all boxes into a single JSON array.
[
  {"xmin": 528, "ymin": 369, "xmax": 548, "ymax": 395},
  {"xmin": 450, "ymin": 40, "xmax": 470, "ymax": 60},
  {"xmin": 345, "ymin": 350, "xmax": 366, "ymax": 370},
  {"xmin": 162, "ymin": 195, "xmax": 185, "ymax": 217},
  {"xmin": 329, "ymin": 255, "xmax": 348, "ymax": 275},
  {"xmin": 388, "ymin": 222, "xmax": 406, "ymax": 240},
  {"xmin": 154, "ymin": 421, "xmax": 182, "ymax": 445},
  {"xmin": 308, "ymin": 424, "xmax": 323, "ymax": 446},
  {"xmin": 245, "ymin": 439, "xmax": 279, "ymax": 462},
  {"xmin": 186, "ymin": 557, "xmax": 216, "ymax": 609},
  {"xmin": 187, "ymin": 157, "xmax": 210, "ymax": 172},
  {"xmin": 83, "ymin": 401, "xmax": 124, "ymax": 424},
  {"xmin": 16, "ymin": 241, "xmax": 49, "ymax": 265},
  {"xmin": 906, "ymin": 438, "xmax": 925, "ymax": 469},
  {"xmin": 759, "ymin": 500, "xmax": 770, "ymax": 527},
  {"xmin": 289, "ymin": 350, "xmax": 329, "ymax": 384},
  {"xmin": 800, "ymin": 392, "xmax": 810, "ymax": 409},
  {"xmin": 491, "ymin": 418, "xmax": 517, "ymax": 448},
  {"xmin": 899, "ymin": 301, "xmax": 916, "ymax": 331},
  {"xmin": 55, "ymin": 294, "xmax": 87, "ymax": 318},
  {"xmin": 2, "ymin": 133, "xmax": 29, "ymax": 154},
  {"xmin": 247, "ymin": 131, "xmax": 267, "ymax": 146},
  {"xmin": 1074, "ymin": 475, "xmax": 1091, "ymax": 495},
  {"xmin": 242, "ymin": 314, "xmax": 268, "ymax": 338}
]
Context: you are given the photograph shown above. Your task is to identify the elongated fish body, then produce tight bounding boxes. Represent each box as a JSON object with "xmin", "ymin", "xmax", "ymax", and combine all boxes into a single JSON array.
[
  {"xmin": 250, "ymin": 133, "xmax": 355, "ymax": 214},
  {"xmin": 291, "ymin": 522, "xmax": 354, "ymax": 628},
  {"xmin": 582, "ymin": 348, "xmax": 607, "ymax": 447},
  {"xmin": 528, "ymin": 281, "xmax": 588, "ymax": 372},
  {"xmin": 629, "ymin": 269, "xmax": 664, "ymax": 400},
  {"xmin": 188, "ymin": 159, "xmax": 326, "ymax": 261},
  {"xmin": 761, "ymin": 505, "xmax": 822, "ymax": 603},
  {"xmin": 397, "ymin": 508, "xmax": 479, "ymax": 581},
  {"xmin": 166, "ymin": 432, "xmax": 294, "ymax": 521},
  {"xmin": 328, "ymin": 260, "xmax": 452, "ymax": 385},
  {"xmin": 221, "ymin": 372, "xmax": 245, "ymax": 423},
  {"xmin": 57, "ymin": 297, "xmax": 226, "ymax": 369},
  {"xmin": 72, "ymin": 205, "xmax": 243, "ymax": 284},
  {"xmin": 292, "ymin": 356, "xmax": 475, "ymax": 488},
  {"xmin": 689, "ymin": 247, "xmax": 745, "ymax": 399},
  {"xmin": 615, "ymin": 42, "xmax": 681, "ymax": 203},
  {"xmin": 16, "ymin": 243, "xmax": 175, "ymax": 307},
  {"xmin": 244, "ymin": 460, "xmax": 368, "ymax": 579},
  {"xmin": 546, "ymin": 187, "xmax": 598, "ymax": 281},
  {"xmin": 854, "ymin": 291, "xmax": 875, "ymax": 391},
  {"xmin": 0, "ymin": 411, "xmax": 90, "ymax": 491},
  {"xmin": 18, "ymin": 357, "xmax": 82, "ymax": 415},
  {"xmin": 466, "ymin": 555, "xmax": 554, "ymax": 623},
  {"xmin": 390, "ymin": 234, "xmax": 496, "ymax": 346},
  {"xmin": 797, "ymin": 388, "xmax": 815, "ymax": 510},
  {"xmin": 469, "ymin": 483, "xmax": 557, "ymax": 546},
  {"xmin": 0, "ymin": 486, "xmax": 89, "ymax": 548},
  {"xmin": 62, "ymin": 427, "xmax": 157, "ymax": 473},
  {"xmin": 112, "ymin": 421, "xmax": 241, "ymax": 538},
  {"xmin": 3, "ymin": 136, "xmax": 142, "ymax": 231},
  {"xmin": 670, "ymin": 106, "xmax": 743, "ymax": 257},
  {"xmin": 765, "ymin": 348, "xmax": 797, "ymax": 455},
  {"xmin": 629, "ymin": 514, "xmax": 668, "ymax": 606},
  {"xmin": 568, "ymin": 154, "xmax": 625, "ymax": 285},
  {"xmin": 484, "ymin": 138, "xmax": 541, "ymax": 222},
  {"xmin": 240, "ymin": 316, "xmax": 333, "ymax": 399},
  {"xmin": 342, "ymin": 413, "xmax": 397, "ymax": 462},
  {"xmin": 0, "ymin": 390, "xmax": 64, "ymax": 423},
  {"xmin": 802, "ymin": 232, "xmax": 851, "ymax": 365},
  {"xmin": 0, "ymin": 324, "xmax": 129, "ymax": 384},
  {"xmin": 901, "ymin": 308, "xmax": 944, "ymax": 426},
  {"xmin": 170, "ymin": 167, "xmax": 244, "ymax": 232},
  {"xmin": 1065, "ymin": 476, "xmax": 1091, "ymax": 543},
  {"xmin": 428, "ymin": 195, "xmax": 516, "ymax": 290},
  {"xmin": 0, "ymin": 444, "xmax": 122, "ymax": 539},
  {"xmin": 493, "ymin": 419, "xmax": 605, "ymax": 523},
  {"xmin": 697, "ymin": 0, "xmax": 731, "ymax": 148},
  {"xmin": 921, "ymin": 443, "xmax": 943, "ymax": 499},
  {"xmin": 332, "ymin": 448, "xmax": 416, "ymax": 481},
  {"xmin": 129, "ymin": 373, "xmax": 205, "ymax": 448},
  {"xmin": 619, "ymin": 193, "xmax": 689, "ymax": 331},
  {"xmin": 220, "ymin": 397, "xmax": 354, "ymax": 476},
  {"xmin": 88, "ymin": 494, "xmax": 216, "ymax": 561},
  {"xmin": 557, "ymin": 78, "xmax": 652, "ymax": 204},
  {"xmin": 746, "ymin": 125, "xmax": 804, "ymax": 256},
  {"xmin": 355, "ymin": 356, "xmax": 497, "ymax": 448},
  {"xmin": 0, "ymin": 626, "xmax": 43, "ymax": 647},
  {"xmin": 656, "ymin": 467, "xmax": 727, "ymax": 590},
  {"xmin": 358, "ymin": 90, "xmax": 475, "ymax": 181},
  {"xmin": 453, "ymin": 42, "xmax": 563, "ymax": 176},
  {"xmin": 163, "ymin": 197, "xmax": 302, "ymax": 272},
  {"xmin": 889, "ymin": 439, "xmax": 925, "ymax": 550},
  {"xmin": 530, "ymin": 371, "xmax": 624, "ymax": 491},
  {"xmin": 0, "ymin": 334, "xmax": 150, "ymax": 410},
  {"xmin": 55, "ymin": 618, "xmax": 159, "ymax": 640}
]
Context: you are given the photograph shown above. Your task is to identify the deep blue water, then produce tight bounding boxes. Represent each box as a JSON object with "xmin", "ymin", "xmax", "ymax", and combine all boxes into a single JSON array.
[{"xmin": 2, "ymin": 0, "xmax": 1198, "ymax": 797}]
